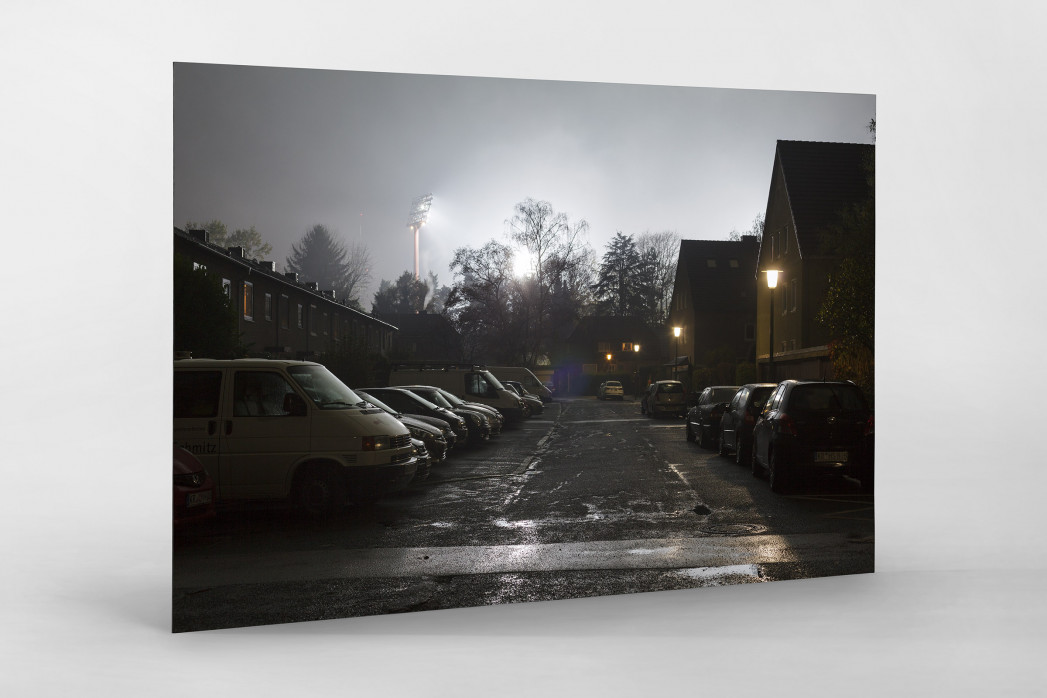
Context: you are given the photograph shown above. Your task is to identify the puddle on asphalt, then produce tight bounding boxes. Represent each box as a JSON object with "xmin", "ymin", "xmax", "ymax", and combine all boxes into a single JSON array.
[{"xmin": 674, "ymin": 564, "xmax": 762, "ymax": 583}]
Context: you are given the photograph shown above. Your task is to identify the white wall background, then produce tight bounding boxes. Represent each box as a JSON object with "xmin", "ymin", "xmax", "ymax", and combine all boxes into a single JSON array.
[{"xmin": 2, "ymin": 1, "xmax": 1044, "ymax": 695}]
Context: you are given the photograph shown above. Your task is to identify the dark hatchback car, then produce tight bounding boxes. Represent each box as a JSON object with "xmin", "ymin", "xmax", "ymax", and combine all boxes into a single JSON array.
[
  {"xmin": 398, "ymin": 384, "xmax": 495, "ymax": 442},
  {"xmin": 503, "ymin": 380, "xmax": 544, "ymax": 416},
  {"xmin": 686, "ymin": 385, "xmax": 739, "ymax": 448},
  {"xmin": 358, "ymin": 387, "xmax": 470, "ymax": 444},
  {"xmin": 717, "ymin": 383, "xmax": 778, "ymax": 465},
  {"xmin": 750, "ymin": 380, "xmax": 874, "ymax": 493}
]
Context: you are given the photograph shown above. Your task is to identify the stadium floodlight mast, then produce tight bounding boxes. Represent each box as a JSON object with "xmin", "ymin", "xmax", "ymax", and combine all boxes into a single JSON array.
[{"xmin": 407, "ymin": 194, "xmax": 433, "ymax": 279}]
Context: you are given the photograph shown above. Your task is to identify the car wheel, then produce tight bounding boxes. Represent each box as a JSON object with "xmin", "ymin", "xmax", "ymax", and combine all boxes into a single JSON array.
[
  {"xmin": 768, "ymin": 449, "xmax": 788, "ymax": 493},
  {"xmin": 294, "ymin": 466, "xmax": 345, "ymax": 516},
  {"xmin": 718, "ymin": 428, "xmax": 729, "ymax": 457}
]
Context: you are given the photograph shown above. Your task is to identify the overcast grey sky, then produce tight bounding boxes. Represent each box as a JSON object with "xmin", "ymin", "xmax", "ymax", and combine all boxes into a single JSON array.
[{"xmin": 174, "ymin": 63, "xmax": 874, "ymax": 305}]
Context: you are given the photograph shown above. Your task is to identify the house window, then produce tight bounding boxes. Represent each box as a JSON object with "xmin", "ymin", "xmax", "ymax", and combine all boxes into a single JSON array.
[
  {"xmin": 279, "ymin": 295, "xmax": 289, "ymax": 329},
  {"xmin": 620, "ymin": 342, "xmax": 633, "ymax": 352},
  {"xmin": 322, "ymin": 312, "xmax": 328, "ymax": 335},
  {"xmin": 790, "ymin": 278, "xmax": 798, "ymax": 311},
  {"xmin": 309, "ymin": 305, "xmax": 318, "ymax": 336},
  {"xmin": 729, "ymin": 259, "xmax": 739, "ymax": 268},
  {"xmin": 706, "ymin": 259, "xmax": 717, "ymax": 268},
  {"xmin": 242, "ymin": 282, "xmax": 254, "ymax": 321},
  {"xmin": 264, "ymin": 293, "xmax": 272, "ymax": 322},
  {"xmin": 297, "ymin": 304, "xmax": 304, "ymax": 330},
  {"xmin": 744, "ymin": 323, "xmax": 755, "ymax": 341},
  {"xmin": 597, "ymin": 341, "xmax": 612, "ymax": 353},
  {"xmin": 193, "ymin": 262, "xmax": 206, "ymax": 272},
  {"xmin": 222, "ymin": 278, "xmax": 231, "ymax": 302}
]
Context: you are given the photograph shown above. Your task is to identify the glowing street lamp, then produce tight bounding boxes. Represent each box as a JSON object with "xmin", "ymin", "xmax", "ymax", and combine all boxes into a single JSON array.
[
  {"xmin": 407, "ymin": 194, "xmax": 433, "ymax": 279},
  {"xmin": 763, "ymin": 269, "xmax": 781, "ymax": 380}
]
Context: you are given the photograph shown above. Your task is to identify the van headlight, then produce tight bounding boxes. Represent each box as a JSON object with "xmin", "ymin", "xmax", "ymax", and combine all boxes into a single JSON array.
[
  {"xmin": 408, "ymin": 426, "xmax": 427, "ymax": 439},
  {"xmin": 362, "ymin": 435, "xmax": 389, "ymax": 451}
]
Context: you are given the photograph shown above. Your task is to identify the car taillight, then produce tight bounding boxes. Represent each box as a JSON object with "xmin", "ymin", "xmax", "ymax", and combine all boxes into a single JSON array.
[
  {"xmin": 778, "ymin": 413, "xmax": 799, "ymax": 436},
  {"xmin": 864, "ymin": 415, "xmax": 874, "ymax": 436}
]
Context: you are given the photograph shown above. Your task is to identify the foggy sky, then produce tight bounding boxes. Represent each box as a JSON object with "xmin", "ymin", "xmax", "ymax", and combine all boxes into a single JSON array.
[{"xmin": 174, "ymin": 63, "xmax": 875, "ymax": 307}]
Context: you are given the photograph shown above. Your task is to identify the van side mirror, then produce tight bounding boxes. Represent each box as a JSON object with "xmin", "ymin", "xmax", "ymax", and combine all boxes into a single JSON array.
[{"xmin": 283, "ymin": 392, "xmax": 307, "ymax": 416}]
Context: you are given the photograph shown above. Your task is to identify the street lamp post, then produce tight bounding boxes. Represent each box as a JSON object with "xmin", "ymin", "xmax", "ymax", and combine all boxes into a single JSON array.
[
  {"xmin": 764, "ymin": 270, "xmax": 780, "ymax": 381},
  {"xmin": 672, "ymin": 326, "xmax": 681, "ymax": 381},
  {"xmin": 633, "ymin": 343, "xmax": 641, "ymax": 398}
]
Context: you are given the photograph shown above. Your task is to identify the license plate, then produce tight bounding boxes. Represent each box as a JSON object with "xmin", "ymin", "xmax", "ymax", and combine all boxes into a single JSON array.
[
  {"xmin": 186, "ymin": 491, "xmax": 212, "ymax": 508},
  {"xmin": 814, "ymin": 451, "xmax": 848, "ymax": 462}
]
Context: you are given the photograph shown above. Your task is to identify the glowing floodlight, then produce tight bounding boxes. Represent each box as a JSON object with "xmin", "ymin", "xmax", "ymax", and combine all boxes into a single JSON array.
[{"xmin": 408, "ymin": 194, "xmax": 433, "ymax": 279}]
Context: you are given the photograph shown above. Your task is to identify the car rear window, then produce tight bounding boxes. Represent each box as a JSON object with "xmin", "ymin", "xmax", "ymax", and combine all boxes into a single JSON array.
[
  {"xmin": 659, "ymin": 383, "xmax": 684, "ymax": 393},
  {"xmin": 789, "ymin": 384, "xmax": 867, "ymax": 412},
  {"xmin": 710, "ymin": 387, "xmax": 737, "ymax": 402}
]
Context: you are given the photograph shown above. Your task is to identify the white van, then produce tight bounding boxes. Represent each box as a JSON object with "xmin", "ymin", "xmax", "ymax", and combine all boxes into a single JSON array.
[
  {"xmin": 173, "ymin": 359, "xmax": 416, "ymax": 514},
  {"xmin": 387, "ymin": 365, "xmax": 527, "ymax": 421},
  {"xmin": 486, "ymin": 366, "xmax": 554, "ymax": 402}
]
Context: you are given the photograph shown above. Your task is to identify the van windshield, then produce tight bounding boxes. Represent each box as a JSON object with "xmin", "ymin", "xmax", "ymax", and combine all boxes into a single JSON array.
[
  {"xmin": 287, "ymin": 365, "xmax": 366, "ymax": 409},
  {"xmin": 480, "ymin": 371, "xmax": 506, "ymax": 391}
]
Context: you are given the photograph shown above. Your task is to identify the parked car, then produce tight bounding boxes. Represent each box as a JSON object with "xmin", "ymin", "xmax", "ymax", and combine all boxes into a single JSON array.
[
  {"xmin": 388, "ymin": 365, "xmax": 527, "ymax": 421},
  {"xmin": 717, "ymin": 383, "xmax": 778, "ymax": 465},
  {"xmin": 410, "ymin": 438, "xmax": 431, "ymax": 483},
  {"xmin": 487, "ymin": 366, "xmax": 554, "ymax": 402},
  {"xmin": 426, "ymin": 386, "xmax": 505, "ymax": 435},
  {"xmin": 357, "ymin": 391, "xmax": 451, "ymax": 462},
  {"xmin": 397, "ymin": 384, "xmax": 496, "ymax": 441},
  {"xmin": 641, "ymin": 380, "xmax": 688, "ymax": 418},
  {"xmin": 173, "ymin": 445, "xmax": 216, "ymax": 527},
  {"xmin": 173, "ymin": 359, "xmax": 416, "ymax": 515},
  {"xmin": 686, "ymin": 385, "xmax": 740, "ymax": 448},
  {"xmin": 598, "ymin": 380, "xmax": 625, "ymax": 400},
  {"xmin": 358, "ymin": 387, "xmax": 471, "ymax": 444},
  {"xmin": 750, "ymin": 380, "xmax": 874, "ymax": 493},
  {"xmin": 503, "ymin": 380, "xmax": 544, "ymax": 416}
]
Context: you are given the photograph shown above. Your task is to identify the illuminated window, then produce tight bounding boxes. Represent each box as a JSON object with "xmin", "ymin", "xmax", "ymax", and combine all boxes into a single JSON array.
[
  {"xmin": 222, "ymin": 278, "xmax": 231, "ymax": 302},
  {"xmin": 706, "ymin": 259, "xmax": 717, "ymax": 268},
  {"xmin": 242, "ymin": 281, "xmax": 254, "ymax": 321}
]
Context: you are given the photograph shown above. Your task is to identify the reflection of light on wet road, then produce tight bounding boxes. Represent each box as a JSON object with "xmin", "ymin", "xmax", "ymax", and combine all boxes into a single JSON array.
[
  {"xmin": 174, "ymin": 533, "xmax": 838, "ymax": 587},
  {"xmin": 674, "ymin": 564, "xmax": 762, "ymax": 584}
]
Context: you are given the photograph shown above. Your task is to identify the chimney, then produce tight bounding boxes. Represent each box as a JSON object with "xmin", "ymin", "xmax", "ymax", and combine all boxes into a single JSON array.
[
  {"xmin": 227, "ymin": 246, "xmax": 245, "ymax": 258},
  {"xmin": 322, "ymin": 289, "xmax": 337, "ymax": 299},
  {"xmin": 257, "ymin": 261, "xmax": 277, "ymax": 272},
  {"xmin": 284, "ymin": 272, "xmax": 299, "ymax": 283},
  {"xmin": 305, "ymin": 281, "xmax": 319, "ymax": 291},
  {"xmin": 187, "ymin": 229, "xmax": 209, "ymax": 243}
]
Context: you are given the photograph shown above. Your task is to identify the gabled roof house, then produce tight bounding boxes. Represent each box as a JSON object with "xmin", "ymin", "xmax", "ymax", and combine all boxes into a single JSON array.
[{"xmin": 756, "ymin": 140, "xmax": 874, "ymax": 380}]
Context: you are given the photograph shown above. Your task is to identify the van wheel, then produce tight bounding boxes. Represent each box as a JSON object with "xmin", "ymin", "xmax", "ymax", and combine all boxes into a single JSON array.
[{"xmin": 294, "ymin": 466, "xmax": 345, "ymax": 516}]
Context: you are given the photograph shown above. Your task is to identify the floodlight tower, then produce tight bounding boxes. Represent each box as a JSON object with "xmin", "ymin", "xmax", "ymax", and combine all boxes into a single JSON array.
[{"xmin": 407, "ymin": 194, "xmax": 433, "ymax": 279}]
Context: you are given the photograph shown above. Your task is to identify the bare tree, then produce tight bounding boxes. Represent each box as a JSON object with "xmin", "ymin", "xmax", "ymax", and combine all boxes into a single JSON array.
[
  {"xmin": 506, "ymin": 198, "xmax": 591, "ymax": 365},
  {"xmin": 635, "ymin": 230, "xmax": 680, "ymax": 326}
]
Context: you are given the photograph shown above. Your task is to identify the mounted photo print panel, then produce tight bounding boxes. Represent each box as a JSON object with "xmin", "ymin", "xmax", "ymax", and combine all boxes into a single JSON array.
[{"xmin": 173, "ymin": 63, "xmax": 875, "ymax": 632}]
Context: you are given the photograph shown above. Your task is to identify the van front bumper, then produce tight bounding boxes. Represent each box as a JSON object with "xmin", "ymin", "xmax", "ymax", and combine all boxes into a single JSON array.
[{"xmin": 347, "ymin": 456, "xmax": 418, "ymax": 495}]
